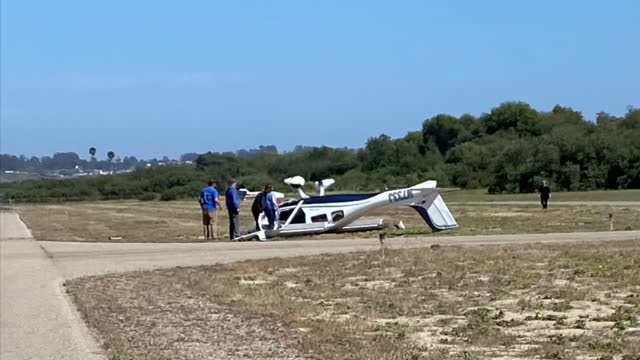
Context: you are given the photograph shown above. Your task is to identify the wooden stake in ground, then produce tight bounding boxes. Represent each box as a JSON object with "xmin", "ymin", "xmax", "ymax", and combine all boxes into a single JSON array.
[
  {"xmin": 609, "ymin": 213, "xmax": 614, "ymax": 231},
  {"xmin": 378, "ymin": 232, "xmax": 386, "ymax": 260}
]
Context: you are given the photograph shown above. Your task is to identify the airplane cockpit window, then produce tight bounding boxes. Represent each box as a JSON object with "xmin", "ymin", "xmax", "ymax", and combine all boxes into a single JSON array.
[
  {"xmin": 279, "ymin": 208, "xmax": 306, "ymax": 224},
  {"xmin": 311, "ymin": 213, "xmax": 328, "ymax": 223}
]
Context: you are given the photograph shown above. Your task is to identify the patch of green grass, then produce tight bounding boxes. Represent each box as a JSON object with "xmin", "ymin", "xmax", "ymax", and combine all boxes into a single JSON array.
[
  {"xmin": 442, "ymin": 308, "xmax": 516, "ymax": 347},
  {"xmin": 584, "ymin": 336, "xmax": 623, "ymax": 354},
  {"xmin": 573, "ymin": 319, "xmax": 587, "ymax": 329},
  {"xmin": 495, "ymin": 318, "xmax": 525, "ymax": 328},
  {"xmin": 465, "ymin": 308, "xmax": 492, "ymax": 331},
  {"xmin": 109, "ymin": 355, "xmax": 133, "ymax": 360},
  {"xmin": 593, "ymin": 306, "xmax": 638, "ymax": 330},
  {"xmin": 524, "ymin": 312, "xmax": 568, "ymax": 322},
  {"xmin": 549, "ymin": 333, "xmax": 570, "ymax": 346},
  {"xmin": 461, "ymin": 350, "xmax": 480, "ymax": 360},
  {"xmin": 549, "ymin": 301, "xmax": 573, "ymax": 312},
  {"xmin": 374, "ymin": 321, "xmax": 409, "ymax": 340},
  {"xmin": 402, "ymin": 347, "xmax": 424, "ymax": 360}
]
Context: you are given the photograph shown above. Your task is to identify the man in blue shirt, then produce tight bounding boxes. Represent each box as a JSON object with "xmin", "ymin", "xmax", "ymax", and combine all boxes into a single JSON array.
[
  {"xmin": 199, "ymin": 180, "xmax": 221, "ymax": 239},
  {"xmin": 225, "ymin": 179, "xmax": 241, "ymax": 240}
]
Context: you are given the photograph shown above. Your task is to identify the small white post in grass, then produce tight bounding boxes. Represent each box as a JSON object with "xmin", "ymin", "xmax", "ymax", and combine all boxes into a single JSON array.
[{"xmin": 609, "ymin": 213, "xmax": 614, "ymax": 231}]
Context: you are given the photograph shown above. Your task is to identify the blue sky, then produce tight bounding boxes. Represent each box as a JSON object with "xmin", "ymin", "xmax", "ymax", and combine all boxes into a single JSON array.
[{"xmin": 1, "ymin": 0, "xmax": 638, "ymax": 159}]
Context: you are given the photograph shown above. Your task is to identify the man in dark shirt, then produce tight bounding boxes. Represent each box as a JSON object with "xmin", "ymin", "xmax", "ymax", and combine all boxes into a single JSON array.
[
  {"xmin": 251, "ymin": 191, "xmax": 264, "ymax": 231},
  {"xmin": 538, "ymin": 180, "xmax": 551, "ymax": 209},
  {"xmin": 225, "ymin": 179, "xmax": 241, "ymax": 240}
]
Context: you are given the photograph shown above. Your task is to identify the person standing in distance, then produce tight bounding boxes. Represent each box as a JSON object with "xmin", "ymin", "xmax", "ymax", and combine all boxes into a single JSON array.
[
  {"xmin": 199, "ymin": 180, "xmax": 221, "ymax": 239},
  {"xmin": 538, "ymin": 180, "xmax": 551, "ymax": 209},
  {"xmin": 261, "ymin": 183, "xmax": 279, "ymax": 230},
  {"xmin": 225, "ymin": 179, "xmax": 241, "ymax": 240}
]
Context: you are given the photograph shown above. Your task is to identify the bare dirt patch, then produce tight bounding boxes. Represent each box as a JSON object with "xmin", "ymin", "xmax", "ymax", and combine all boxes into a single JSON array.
[{"xmin": 68, "ymin": 240, "xmax": 640, "ymax": 359}]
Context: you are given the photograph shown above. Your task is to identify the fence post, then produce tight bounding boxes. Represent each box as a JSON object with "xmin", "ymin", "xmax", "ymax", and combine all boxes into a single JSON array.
[{"xmin": 609, "ymin": 213, "xmax": 614, "ymax": 231}]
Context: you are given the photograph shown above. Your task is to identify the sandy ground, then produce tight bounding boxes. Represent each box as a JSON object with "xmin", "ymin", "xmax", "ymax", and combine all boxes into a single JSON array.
[{"xmin": 2, "ymin": 210, "xmax": 640, "ymax": 359}]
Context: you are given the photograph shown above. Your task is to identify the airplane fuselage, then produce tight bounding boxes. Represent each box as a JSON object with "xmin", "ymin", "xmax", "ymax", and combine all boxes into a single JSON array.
[{"xmin": 233, "ymin": 179, "xmax": 457, "ymax": 241}]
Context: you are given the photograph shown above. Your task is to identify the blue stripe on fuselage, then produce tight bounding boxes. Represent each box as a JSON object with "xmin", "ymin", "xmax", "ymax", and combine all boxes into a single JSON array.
[{"xmin": 302, "ymin": 193, "xmax": 378, "ymax": 205}]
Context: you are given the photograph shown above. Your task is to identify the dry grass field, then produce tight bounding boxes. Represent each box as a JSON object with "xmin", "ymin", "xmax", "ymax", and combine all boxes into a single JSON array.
[
  {"xmin": 442, "ymin": 189, "xmax": 640, "ymax": 203},
  {"xmin": 67, "ymin": 240, "xmax": 640, "ymax": 360},
  {"xmin": 15, "ymin": 199, "xmax": 640, "ymax": 242}
]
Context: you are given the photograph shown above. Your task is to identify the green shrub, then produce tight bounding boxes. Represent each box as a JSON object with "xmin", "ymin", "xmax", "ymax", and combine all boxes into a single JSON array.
[
  {"xmin": 160, "ymin": 189, "xmax": 177, "ymax": 201},
  {"xmin": 137, "ymin": 192, "xmax": 158, "ymax": 201}
]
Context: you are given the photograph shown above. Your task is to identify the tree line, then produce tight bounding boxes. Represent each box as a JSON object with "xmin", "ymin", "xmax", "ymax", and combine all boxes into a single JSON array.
[{"xmin": 2, "ymin": 102, "xmax": 638, "ymax": 202}]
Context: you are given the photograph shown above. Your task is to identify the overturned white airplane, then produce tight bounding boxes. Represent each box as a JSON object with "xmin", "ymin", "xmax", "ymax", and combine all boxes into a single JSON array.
[{"xmin": 232, "ymin": 177, "xmax": 458, "ymax": 241}]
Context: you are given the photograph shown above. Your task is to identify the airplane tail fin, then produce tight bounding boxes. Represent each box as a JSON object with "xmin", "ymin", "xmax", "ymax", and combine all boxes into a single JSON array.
[
  {"xmin": 410, "ymin": 180, "xmax": 438, "ymax": 189},
  {"xmin": 406, "ymin": 179, "xmax": 458, "ymax": 232},
  {"xmin": 410, "ymin": 193, "xmax": 458, "ymax": 232}
]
